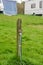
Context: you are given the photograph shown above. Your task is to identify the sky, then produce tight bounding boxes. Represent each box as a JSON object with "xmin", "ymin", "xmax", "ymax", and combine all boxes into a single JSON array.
[{"xmin": 16, "ymin": 0, "xmax": 25, "ymax": 3}]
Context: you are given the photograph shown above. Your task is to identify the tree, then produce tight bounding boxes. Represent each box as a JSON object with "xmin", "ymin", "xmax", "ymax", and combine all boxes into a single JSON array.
[{"xmin": 17, "ymin": 2, "xmax": 25, "ymax": 14}]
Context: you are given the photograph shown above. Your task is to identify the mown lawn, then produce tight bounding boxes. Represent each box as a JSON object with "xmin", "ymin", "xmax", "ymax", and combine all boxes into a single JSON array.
[{"xmin": 0, "ymin": 14, "xmax": 43, "ymax": 65}]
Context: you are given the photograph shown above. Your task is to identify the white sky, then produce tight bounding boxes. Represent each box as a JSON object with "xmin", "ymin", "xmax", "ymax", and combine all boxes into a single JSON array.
[{"xmin": 16, "ymin": 0, "xmax": 25, "ymax": 3}]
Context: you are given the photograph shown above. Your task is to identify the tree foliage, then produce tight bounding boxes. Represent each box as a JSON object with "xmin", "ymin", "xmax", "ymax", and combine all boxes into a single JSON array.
[{"xmin": 17, "ymin": 2, "xmax": 25, "ymax": 14}]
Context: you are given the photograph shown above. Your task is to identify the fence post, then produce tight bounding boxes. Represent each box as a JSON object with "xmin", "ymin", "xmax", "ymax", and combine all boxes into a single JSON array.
[{"xmin": 17, "ymin": 18, "xmax": 22, "ymax": 64}]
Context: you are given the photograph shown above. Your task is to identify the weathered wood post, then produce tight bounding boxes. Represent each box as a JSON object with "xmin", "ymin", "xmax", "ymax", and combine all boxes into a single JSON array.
[{"xmin": 17, "ymin": 18, "xmax": 22, "ymax": 64}]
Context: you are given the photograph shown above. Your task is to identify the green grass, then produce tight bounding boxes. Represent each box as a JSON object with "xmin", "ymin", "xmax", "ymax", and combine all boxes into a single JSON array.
[{"xmin": 0, "ymin": 14, "xmax": 43, "ymax": 65}]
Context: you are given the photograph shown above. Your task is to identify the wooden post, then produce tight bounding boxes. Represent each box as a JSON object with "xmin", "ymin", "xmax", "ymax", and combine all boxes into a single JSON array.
[{"xmin": 17, "ymin": 18, "xmax": 22, "ymax": 64}]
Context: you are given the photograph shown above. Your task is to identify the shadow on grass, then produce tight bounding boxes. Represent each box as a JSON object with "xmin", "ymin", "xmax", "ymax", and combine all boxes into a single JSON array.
[
  {"xmin": 7, "ymin": 56, "xmax": 35, "ymax": 65},
  {"xmin": 22, "ymin": 36, "xmax": 31, "ymax": 41},
  {"xmin": 0, "ymin": 49, "xmax": 13, "ymax": 54}
]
